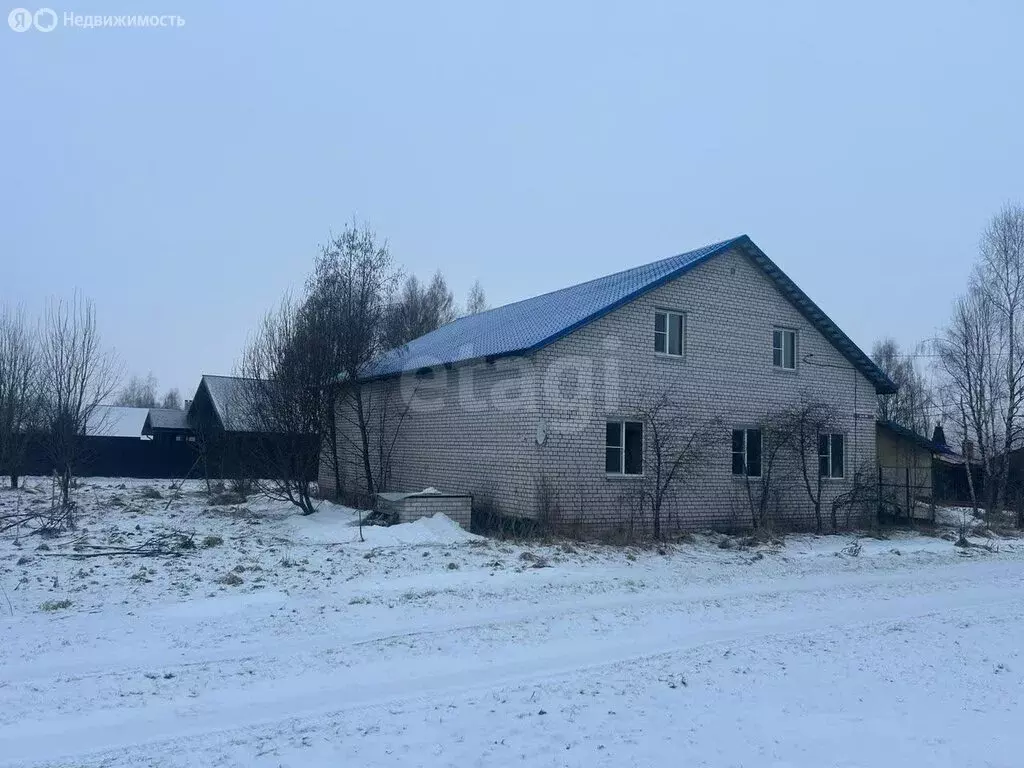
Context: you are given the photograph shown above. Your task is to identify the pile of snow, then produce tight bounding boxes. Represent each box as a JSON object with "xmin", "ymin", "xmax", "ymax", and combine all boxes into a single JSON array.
[
  {"xmin": 286, "ymin": 509, "xmax": 479, "ymax": 547},
  {"xmin": 935, "ymin": 505, "xmax": 986, "ymax": 531}
]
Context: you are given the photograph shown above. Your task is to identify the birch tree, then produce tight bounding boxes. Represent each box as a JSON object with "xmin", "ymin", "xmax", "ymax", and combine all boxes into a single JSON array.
[
  {"xmin": 0, "ymin": 306, "xmax": 40, "ymax": 489},
  {"xmin": 975, "ymin": 203, "xmax": 1024, "ymax": 512}
]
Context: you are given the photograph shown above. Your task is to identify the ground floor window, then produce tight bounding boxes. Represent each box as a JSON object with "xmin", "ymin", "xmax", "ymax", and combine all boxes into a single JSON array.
[
  {"xmin": 818, "ymin": 433, "xmax": 845, "ymax": 478},
  {"xmin": 606, "ymin": 420, "xmax": 643, "ymax": 475},
  {"xmin": 732, "ymin": 428, "xmax": 762, "ymax": 477}
]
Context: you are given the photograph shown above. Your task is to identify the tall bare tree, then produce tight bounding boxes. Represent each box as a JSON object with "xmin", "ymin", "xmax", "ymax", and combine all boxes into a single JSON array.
[
  {"xmin": 935, "ymin": 283, "xmax": 1004, "ymax": 517},
  {"xmin": 639, "ymin": 395, "xmax": 720, "ymax": 539},
  {"xmin": 160, "ymin": 388, "xmax": 182, "ymax": 410},
  {"xmin": 115, "ymin": 373, "xmax": 158, "ymax": 408},
  {"xmin": 0, "ymin": 306, "xmax": 40, "ymax": 489},
  {"xmin": 38, "ymin": 296, "xmax": 120, "ymax": 511},
  {"xmin": 383, "ymin": 271, "xmax": 456, "ymax": 348},
  {"xmin": 975, "ymin": 203, "xmax": 1024, "ymax": 513},
  {"xmin": 464, "ymin": 280, "xmax": 488, "ymax": 315},
  {"xmin": 305, "ymin": 223, "xmax": 400, "ymax": 500},
  {"xmin": 238, "ymin": 296, "xmax": 324, "ymax": 515},
  {"xmin": 872, "ymin": 338, "xmax": 933, "ymax": 435},
  {"xmin": 786, "ymin": 396, "xmax": 841, "ymax": 533},
  {"xmin": 740, "ymin": 412, "xmax": 796, "ymax": 532}
]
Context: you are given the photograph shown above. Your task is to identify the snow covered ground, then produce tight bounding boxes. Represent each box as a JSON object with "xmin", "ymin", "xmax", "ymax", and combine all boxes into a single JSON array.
[{"xmin": 1, "ymin": 477, "xmax": 1023, "ymax": 767}]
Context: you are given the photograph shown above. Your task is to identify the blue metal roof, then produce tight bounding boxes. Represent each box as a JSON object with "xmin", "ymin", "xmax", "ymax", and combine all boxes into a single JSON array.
[{"xmin": 363, "ymin": 235, "xmax": 897, "ymax": 394}]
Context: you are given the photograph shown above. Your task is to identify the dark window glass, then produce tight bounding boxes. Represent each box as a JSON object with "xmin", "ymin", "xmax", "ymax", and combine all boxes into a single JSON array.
[
  {"xmin": 831, "ymin": 434, "xmax": 845, "ymax": 478},
  {"xmin": 606, "ymin": 446, "xmax": 621, "ymax": 474},
  {"xmin": 654, "ymin": 312, "xmax": 667, "ymax": 354},
  {"xmin": 772, "ymin": 330, "xmax": 782, "ymax": 367},
  {"xmin": 669, "ymin": 314, "xmax": 684, "ymax": 356},
  {"xmin": 732, "ymin": 449, "xmax": 745, "ymax": 475},
  {"xmin": 732, "ymin": 429, "xmax": 744, "ymax": 453},
  {"xmin": 732, "ymin": 429, "xmax": 745, "ymax": 475},
  {"xmin": 746, "ymin": 429, "xmax": 762, "ymax": 477},
  {"xmin": 624, "ymin": 421, "xmax": 643, "ymax": 475},
  {"xmin": 606, "ymin": 422, "xmax": 622, "ymax": 447}
]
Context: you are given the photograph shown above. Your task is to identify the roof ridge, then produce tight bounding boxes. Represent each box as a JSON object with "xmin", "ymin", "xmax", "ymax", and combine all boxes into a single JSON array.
[
  {"xmin": 202, "ymin": 373, "xmax": 259, "ymax": 382},
  {"xmin": 374, "ymin": 236, "xmax": 747, "ymax": 366},
  {"xmin": 441, "ymin": 235, "xmax": 745, "ymax": 328},
  {"xmin": 365, "ymin": 235, "xmax": 748, "ymax": 377}
]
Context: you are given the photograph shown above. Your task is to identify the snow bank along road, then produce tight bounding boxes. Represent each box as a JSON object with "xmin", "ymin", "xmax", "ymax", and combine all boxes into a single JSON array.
[{"xmin": 2, "ymin": 549, "xmax": 1023, "ymax": 767}]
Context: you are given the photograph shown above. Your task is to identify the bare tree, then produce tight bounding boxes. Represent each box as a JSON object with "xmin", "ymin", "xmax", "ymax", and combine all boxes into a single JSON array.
[
  {"xmin": 975, "ymin": 203, "xmax": 1024, "ymax": 516},
  {"xmin": 160, "ymin": 388, "xmax": 182, "ymax": 409},
  {"xmin": 872, "ymin": 338, "xmax": 933, "ymax": 435},
  {"xmin": 785, "ymin": 396, "xmax": 841, "ymax": 533},
  {"xmin": 238, "ymin": 296, "xmax": 324, "ymax": 515},
  {"xmin": 38, "ymin": 296, "xmax": 120, "ymax": 512},
  {"xmin": 954, "ymin": 393, "xmax": 981, "ymax": 519},
  {"xmin": 639, "ymin": 395, "xmax": 720, "ymax": 539},
  {"xmin": 0, "ymin": 306, "xmax": 40, "ymax": 489},
  {"xmin": 115, "ymin": 373, "xmax": 158, "ymax": 408},
  {"xmin": 464, "ymin": 280, "xmax": 488, "ymax": 315},
  {"xmin": 306, "ymin": 223, "xmax": 400, "ymax": 501},
  {"xmin": 383, "ymin": 271, "xmax": 456, "ymax": 349},
  {"xmin": 935, "ymin": 283, "xmax": 1004, "ymax": 518},
  {"xmin": 740, "ymin": 413, "xmax": 795, "ymax": 533}
]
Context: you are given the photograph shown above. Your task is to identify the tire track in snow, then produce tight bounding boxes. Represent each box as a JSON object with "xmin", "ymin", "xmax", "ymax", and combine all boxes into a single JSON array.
[
  {"xmin": 2, "ymin": 578, "xmax": 1022, "ymax": 766},
  {"xmin": 6, "ymin": 558, "xmax": 1021, "ymax": 688}
]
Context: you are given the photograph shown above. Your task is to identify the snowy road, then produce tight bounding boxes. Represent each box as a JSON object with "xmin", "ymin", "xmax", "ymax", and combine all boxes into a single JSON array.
[{"xmin": 3, "ymin": 556, "xmax": 1023, "ymax": 767}]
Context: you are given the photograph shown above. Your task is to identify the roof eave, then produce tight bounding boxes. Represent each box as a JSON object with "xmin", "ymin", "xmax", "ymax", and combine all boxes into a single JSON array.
[{"xmin": 735, "ymin": 238, "xmax": 898, "ymax": 396}]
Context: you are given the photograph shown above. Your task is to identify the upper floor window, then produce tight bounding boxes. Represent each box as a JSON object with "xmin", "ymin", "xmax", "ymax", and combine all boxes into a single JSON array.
[
  {"xmin": 773, "ymin": 328, "xmax": 797, "ymax": 369},
  {"xmin": 654, "ymin": 310, "xmax": 685, "ymax": 357},
  {"xmin": 606, "ymin": 420, "xmax": 643, "ymax": 475},
  {"xmin": 732, "ymin": 428, "xmax": 762, "ymax": 477},
  {"xmin": 818, "ymin": 433, "xmax": 845, "ymax": 478}
]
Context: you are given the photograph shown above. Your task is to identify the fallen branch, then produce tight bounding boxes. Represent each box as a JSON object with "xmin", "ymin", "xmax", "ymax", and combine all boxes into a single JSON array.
[{"xmin": 43, "ymin": 531, "xmax": 196, "ymax": 558}]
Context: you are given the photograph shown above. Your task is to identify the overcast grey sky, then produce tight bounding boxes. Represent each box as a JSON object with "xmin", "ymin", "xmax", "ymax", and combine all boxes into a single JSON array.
[{"xmin": 2, "ymin": 1, "xmax": 1021, "ymax": 400}]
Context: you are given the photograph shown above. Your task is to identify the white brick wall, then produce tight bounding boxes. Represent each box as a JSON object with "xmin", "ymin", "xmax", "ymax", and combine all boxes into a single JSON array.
[
  {"xmin": 378, "ymin": 495, "xmax": 473, "ymax": 529},
  {"xmin": 323, "ymin": 246, "xmax": 879, "ymax": 535}
]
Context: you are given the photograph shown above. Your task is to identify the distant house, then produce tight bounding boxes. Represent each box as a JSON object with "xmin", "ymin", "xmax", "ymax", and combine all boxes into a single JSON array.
[
  {"xmin": 23, "ymin": 405, "xmax": 194, "ymax": 479},
  {"xmin": 324, "ymin": 234, "xmax": 895, "ymax": 534},
  {"xmin": 185, "ymin": 374, "xmax": 317, "ymax": 481},
  {"xmin": 142, "ymin": 408, "xmax": 192, "ymax": 443},
  {"xmin": 876, "ymin": 420, "xmax": 946, "ymax": 519},
  {"xmin": 930, "ymin": 424, "xmax": 984, "ymax": 506}
]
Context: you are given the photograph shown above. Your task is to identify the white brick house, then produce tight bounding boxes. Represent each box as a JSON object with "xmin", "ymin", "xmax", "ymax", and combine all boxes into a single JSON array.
[{"xmin": 323, "ymin": 235, "xmax": 895, "ymax": 535}]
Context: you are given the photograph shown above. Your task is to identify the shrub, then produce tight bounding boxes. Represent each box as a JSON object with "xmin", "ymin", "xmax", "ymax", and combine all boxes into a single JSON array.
[{"xmin": 40, "ymin": 599, "xmax": 72, "ymax": 612}]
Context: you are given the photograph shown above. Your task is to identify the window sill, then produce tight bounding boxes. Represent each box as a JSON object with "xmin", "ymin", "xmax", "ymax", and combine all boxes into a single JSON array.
[
  {"xmin": 654, "ymin": 352, "xmax": 686, "ymax": 361},
  {"xmin": 606, "ymin": 473, "xmax": 644, "ymax": 480},
  {"xmin": 771, "ymin": 366, "xmax": 799, "ymax": 374}
]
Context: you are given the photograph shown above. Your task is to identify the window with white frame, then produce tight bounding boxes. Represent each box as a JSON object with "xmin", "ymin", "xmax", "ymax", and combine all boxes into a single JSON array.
[
  {"xmin": 818, "ymin": 433, "xmax": 845, "ymax": 478},
  {"xmin": 654, "ymin": 310, "xmax": 685, "ymax": 357},
  {"xmin": 731, "ymin": 428, "xmax": 762, "ymax": 477},
  {"xmin": 772, "ymin": 328, "xmax": 797, "ymax": 369},
  {"xmin": 606, "ymin": 420, "xmax": 643, "ymax": 475}
]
